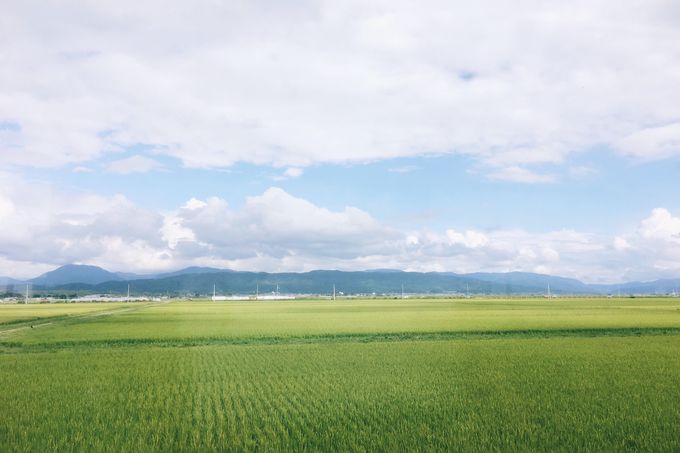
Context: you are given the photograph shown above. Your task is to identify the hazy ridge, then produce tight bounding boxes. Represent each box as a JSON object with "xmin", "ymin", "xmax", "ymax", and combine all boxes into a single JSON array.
[{"xmin": 2, "ymin": 264, "xmax": 679, "ymax": 296}]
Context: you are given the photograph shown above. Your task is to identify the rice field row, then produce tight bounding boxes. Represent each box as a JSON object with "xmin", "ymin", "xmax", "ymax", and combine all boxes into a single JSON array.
[
  {"xmin": 1, "ymin": 298, "xmax": 680, "ymax": 451},
  {"xmin": 3, "ymin": 298, "xmax": 680, "ymax": 346},
  {"xmin": 2, "ymin": 335, "xmax": 680, "ymax": 451}
]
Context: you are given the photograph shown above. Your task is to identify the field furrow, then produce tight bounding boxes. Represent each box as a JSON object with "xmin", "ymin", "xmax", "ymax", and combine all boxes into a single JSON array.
[{"xmin": 1, "ymin": 298, "xmax": 679, "ymax": 450}]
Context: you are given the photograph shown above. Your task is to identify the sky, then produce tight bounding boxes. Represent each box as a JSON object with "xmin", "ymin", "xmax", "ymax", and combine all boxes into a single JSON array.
[{"xmin": 1, "ymin": 0, "xmax": 680, "ymax": 283}]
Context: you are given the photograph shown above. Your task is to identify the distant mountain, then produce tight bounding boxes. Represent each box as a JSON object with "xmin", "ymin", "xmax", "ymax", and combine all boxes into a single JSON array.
[
  {"xmin": 0, "ymin": 276, "xmax": 25, "ymax": 291},
  {"xmin": 49, "ymin": 270, "xmax": 544, "ymax": 296},
  {"xmin": 109, "ymin": 267, "xmax": 229, "ymax": 281},
  {"xmin": 27, "ymin": 265, "xmax": 232, "ymax": 288},
  {"xmin": 0, "ymin": 276, "xmax": 24, "ymax": 284},
  {"xmin": 464, "ymin": 272, "xmax": 592, "ymax": 294},
  {"xmin": 591, "ymin": 278, "xmax": 680, "ymax": 295},
  {"xmin": 23, "ymin": 263, "xmax": 680, "ymax": 296},
  {"xmin": 30, "ymin": 264, "xmax": 123, "ymax": 286},
  {"xmin": 154, "ymin": 267, "xmax": 229, "ymax": 279}
]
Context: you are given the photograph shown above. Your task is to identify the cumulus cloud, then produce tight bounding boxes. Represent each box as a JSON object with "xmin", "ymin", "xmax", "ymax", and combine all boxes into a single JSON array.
[
  {"xmin": 605, "ymin": 208, "xmax": 680, "ymax": 280},
  {"xmin": 445, "ymin": 230, "xmax": 489, "ymax": 248},
  {"xmin": 1, "ymin": 171, "xmax": 680, "ymax": 282},
  {"xmin": 175, "ymin": 187, "xmax": 398, "ymax": 260},
  {"xmin": 638, "ymin": 208, "xmax": 680, "ymax": 243},
  {"xmin": 0, "ymin": 172, "xmax": 168, "ymax": 276},
  {"xmin": 397, "ymin": 228, "xmax": 601, "ymax": 279},
  {"xmin": 1, "ymin": 1, "xmax": 680, "ymax": 176}
]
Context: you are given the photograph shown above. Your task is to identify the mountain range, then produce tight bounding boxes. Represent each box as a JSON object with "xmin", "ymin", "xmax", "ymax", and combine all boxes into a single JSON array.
[{"xmin": 2, "ymin": 264, "xmax": 680, "ymax": 296}]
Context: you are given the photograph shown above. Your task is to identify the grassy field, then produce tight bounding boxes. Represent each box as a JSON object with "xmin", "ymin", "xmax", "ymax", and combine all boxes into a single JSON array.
[
  {"xmin": 4, "ymin": 297, "xmax": 680, "ymax": 346},
  {"xmin": 0, "ymin": 302, "xmax": 129, "ymax": 326},
  {"xmin": 1, "ymin": 298, "xmax": 680, "ymax": 451}
]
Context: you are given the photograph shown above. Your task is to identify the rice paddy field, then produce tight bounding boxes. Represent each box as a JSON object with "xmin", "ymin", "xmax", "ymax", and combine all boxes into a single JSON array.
[{"xmin": 1, "ymin": 297, "xmax": 680, "ymax": 451}]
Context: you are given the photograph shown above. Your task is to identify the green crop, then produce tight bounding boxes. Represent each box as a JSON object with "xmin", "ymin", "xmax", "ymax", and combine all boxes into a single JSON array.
[{"xmin": 1, "ymin": 298, "xmax": 679, "ymax": 451}]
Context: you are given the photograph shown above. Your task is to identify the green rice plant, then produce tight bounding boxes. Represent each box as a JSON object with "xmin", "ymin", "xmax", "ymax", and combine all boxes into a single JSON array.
[
  {"xmin": 1, "ymin": 336, "xmax": 679, "ymax": 451},
  {"xmin": 3, "ymin": 298, "xmax": 680, "ymax": 346},
  {"xmin": 1, "ymin": 298, "xmax": 679, "ymax": 451}
]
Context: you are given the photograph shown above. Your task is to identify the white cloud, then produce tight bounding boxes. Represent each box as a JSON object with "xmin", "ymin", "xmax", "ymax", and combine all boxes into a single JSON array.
[
  {"xmin": 606, "ymin": 208, "xmax": 680, "ymax": 280},
  {"xmin": 615, "ymin": 123, "xmax": 680, "ymax": 160},
  {"xmin": 285, "ymin": 167, "xmax": 304, "ymax": 178},
  {"xmin": 487, "ymin": 166, "xmax": 557, "ymax": 184},
  {"xmin": 273, "ymin": 167, "xmax": 304, "ymax": 180},
  {"xmin": 395, "ymin": 227, "xmax": 605, "ymax": 280},
  {"xmin": 0, "ymin": 257, "xmax": 53, "ymax": 281},
  {"xmin": 1, "ymin": 172, "xmax": 680, "ymax": 283},
  {"xmin": 175, "ymin": 187, "xmax": 398, "ymax": 260},
  {"xmin": 445, "ymin": 230, "xmax": 489, "ymax": 248},
  {"xmin": 638, "ymin": 208, "xmax": 680, "ymax": 243},
  {"xmin": 106, "ymin": 155, "xmax": 163, "ymax": 174},
  {"xmin": 0, "ymin": 172, "xmax": 168, "ymax": 274},
  {"xmin": 613, "ymin": 236, "xmax": 632, "ymax": 251},
  {"xmin": 182, "ymin": 198, "xmax": 208, "ymax": 211},
  {"xmin": 2, "ymin": 1, "xmax": 680, "ymax": 174}
]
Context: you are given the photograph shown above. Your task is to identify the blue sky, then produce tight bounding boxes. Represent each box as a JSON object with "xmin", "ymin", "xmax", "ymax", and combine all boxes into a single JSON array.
[
  {"xmin": 24, "ymin": 149, "xmax": 680, "ymax": 234},
  {"xmin": 1, "ymin": 1, "xmax": 680, "ymax": 282}
]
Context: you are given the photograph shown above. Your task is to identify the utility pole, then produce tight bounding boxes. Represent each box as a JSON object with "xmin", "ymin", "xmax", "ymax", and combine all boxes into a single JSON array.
[{"xmin": 333, "ymin": 284, "xmax": 336, "ymax": 301}]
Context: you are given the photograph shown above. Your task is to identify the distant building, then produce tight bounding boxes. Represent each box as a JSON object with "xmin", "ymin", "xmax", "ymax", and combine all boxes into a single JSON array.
[
  {"xmin": 211, "ymin": 283, "xmax": 295, "ymax": 301},
  {"xmin": 74, "ymin": 294, "xmax": 153, "ymax": 302}
]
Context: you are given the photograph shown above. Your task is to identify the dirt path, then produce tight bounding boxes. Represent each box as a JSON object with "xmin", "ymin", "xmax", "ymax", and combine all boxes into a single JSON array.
[{"xmin": 0, "ymin": 301, "xmax": 171, "ymax": 338}]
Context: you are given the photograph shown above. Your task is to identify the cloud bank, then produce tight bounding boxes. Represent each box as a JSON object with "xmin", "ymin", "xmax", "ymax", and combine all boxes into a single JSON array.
[
  {"xmin": 2, "ymin": 1, "xmax": 680, "ymax": 180},
  {"xmin": 1, "ymin": 173, "xmax": 679, "ymax": 283},
  {"xmin": 2, "ymin": 2, "xmax": 679, "ymax": 280}
]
